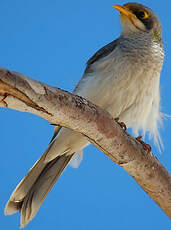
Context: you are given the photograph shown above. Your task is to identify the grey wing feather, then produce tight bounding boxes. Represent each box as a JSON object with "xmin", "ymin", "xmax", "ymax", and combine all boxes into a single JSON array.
[
  {"xmin": 74, "ymin": 39, "xmax": 118, "ymax": 94},
  {"xmin": 85, "ymin": 39, "xmax": 118, "ymax": 73},
  {"xmin": 49, "ymin": 125, "xmax": 62, "ymax": 144}
]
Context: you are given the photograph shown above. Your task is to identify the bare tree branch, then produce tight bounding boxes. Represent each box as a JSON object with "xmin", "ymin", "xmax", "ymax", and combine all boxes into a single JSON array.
[{"xmin": 0, "ymin": 67, "xmax": 171, "ymax": 218}]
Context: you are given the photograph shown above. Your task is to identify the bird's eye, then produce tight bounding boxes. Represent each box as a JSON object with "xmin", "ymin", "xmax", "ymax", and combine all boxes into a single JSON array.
[{"xmin": 136, "ymin": 10, "xmax": 149, "ymax": 20}]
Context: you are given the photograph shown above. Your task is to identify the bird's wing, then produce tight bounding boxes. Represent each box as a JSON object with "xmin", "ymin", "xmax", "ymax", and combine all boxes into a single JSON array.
[
  {"xmin": 47, "ymin": 39, "xmax": 117, "ymax": 146},
  {"xmin": 73, "ymin": 39, "xmax": 118, "ymax": 95},
  {"xmin": 49, "ymin": 40, "xmax": 117, "ymax": 143},
  {"xmin": 46, "ymin": 39, "xmax": 119, "ymax": 162},
  {"xmin": 49, "ymin": 125, "xmax": 61, "ymax": 144},
  {"xmin": 85, "ymin": 39, "xmax": 118, "ymax": 73}
]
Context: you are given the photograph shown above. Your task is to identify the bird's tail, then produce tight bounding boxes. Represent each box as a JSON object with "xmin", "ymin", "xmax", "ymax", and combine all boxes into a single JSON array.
[{"xmin": 4, "ymin": 152, "xmax": 73, "ymax": 228}]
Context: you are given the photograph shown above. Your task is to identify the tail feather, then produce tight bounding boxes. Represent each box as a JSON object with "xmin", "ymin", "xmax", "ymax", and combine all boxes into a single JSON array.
[
  {"xmin": 6, "ymin": 153, "xmax": 47, "ymax": 205},
  {"xmin": 5, "ymin": 154, "xmax": 73, "ymax": 228}
]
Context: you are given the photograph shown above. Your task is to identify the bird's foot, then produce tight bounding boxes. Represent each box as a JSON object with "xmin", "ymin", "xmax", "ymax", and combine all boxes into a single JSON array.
[
  {"xmin": 136, "ymin": 136, "xmax": 151, "ymax": 153},
  {"xmin": 114, "ymin": 117, "xmax": 127, "ymax": 131}
]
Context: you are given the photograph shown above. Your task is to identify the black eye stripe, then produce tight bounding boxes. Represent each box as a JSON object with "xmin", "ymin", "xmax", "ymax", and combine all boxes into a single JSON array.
[
  {"xmin": 131, "ymin": 10, "xmax": 148, "ymax": 20},
  {"xmin": 123, "ymin": 4, "xmax": 161, "ymax": 33},
  {"xmin": 138, "ymin": 11, "xmax": 145, "ymax": 18}
]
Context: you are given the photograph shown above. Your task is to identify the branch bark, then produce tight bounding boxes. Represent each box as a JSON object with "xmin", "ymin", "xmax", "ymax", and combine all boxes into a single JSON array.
[{"xmin": 0, "ymin": 67, "xmax": 171, "ymax": 218}]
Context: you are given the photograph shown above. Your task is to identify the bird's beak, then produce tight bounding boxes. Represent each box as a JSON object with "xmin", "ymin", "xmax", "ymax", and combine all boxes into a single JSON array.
[
  {"xmin": 113, "ymin": 4, "xmax": 136, "ymax": 20},
  {"xmin": 113, "ymin": 4, "xmax": 142, "ymax": 31}
]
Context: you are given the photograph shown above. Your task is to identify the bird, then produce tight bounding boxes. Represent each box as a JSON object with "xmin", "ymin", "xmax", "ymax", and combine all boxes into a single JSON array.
[{"xmin": 4, "ymin": 2, "xmax": 164, "ymax": 228}]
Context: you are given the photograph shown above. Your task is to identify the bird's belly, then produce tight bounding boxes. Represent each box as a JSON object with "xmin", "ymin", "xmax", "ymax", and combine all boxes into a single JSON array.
[
  {"xmin": 78, "ymin": 64, "xmax": 160, "ymax": 135},
  {"xmin": 106, "ymin": 68, "xmax": 160, "ymax": 136},
  {"xmin": 54, "ymin": 59, "xmax": 161, "ymax": 158}
]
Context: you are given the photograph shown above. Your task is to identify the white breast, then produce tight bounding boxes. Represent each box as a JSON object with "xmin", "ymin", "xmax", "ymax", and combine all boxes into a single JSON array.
[{"xmin": 75, "ymin": 42, "xmax": 163, "ymax": 150}]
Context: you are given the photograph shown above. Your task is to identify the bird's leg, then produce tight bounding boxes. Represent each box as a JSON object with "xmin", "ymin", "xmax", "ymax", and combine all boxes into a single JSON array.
[
  {"xmin": 114, "ymin": 117, "xmax": 127, "ymax": 131},
  {"xmin": 136, "ymin": 136, "xmax": 151, "ymax": 152}
]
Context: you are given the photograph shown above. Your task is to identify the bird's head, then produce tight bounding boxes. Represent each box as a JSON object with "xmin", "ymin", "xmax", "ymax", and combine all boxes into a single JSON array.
[{"xmin": 113, "ymin": 2, "xmax": 162, "ymax": 40}]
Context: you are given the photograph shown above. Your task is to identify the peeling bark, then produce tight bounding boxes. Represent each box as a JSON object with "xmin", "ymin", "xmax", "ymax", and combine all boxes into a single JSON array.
[{"xmin": 0, "ymin": 67, "xmax": 171, "ymax": 218}]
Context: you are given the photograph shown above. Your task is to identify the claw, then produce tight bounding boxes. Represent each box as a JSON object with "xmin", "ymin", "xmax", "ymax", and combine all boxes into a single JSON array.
[
  {"xmin": 114, "ymin": 117, "xmax": 127, "ymax": 131},
  {"xmin": 136, "ymin": 136, "xmax": 151, "ymax": 152}
]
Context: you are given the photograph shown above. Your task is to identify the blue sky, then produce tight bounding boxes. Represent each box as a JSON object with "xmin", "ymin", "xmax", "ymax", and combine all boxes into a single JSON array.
[{"xmin": 0, "ymin": 0, "xmax": 171, "ymax": 229}]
